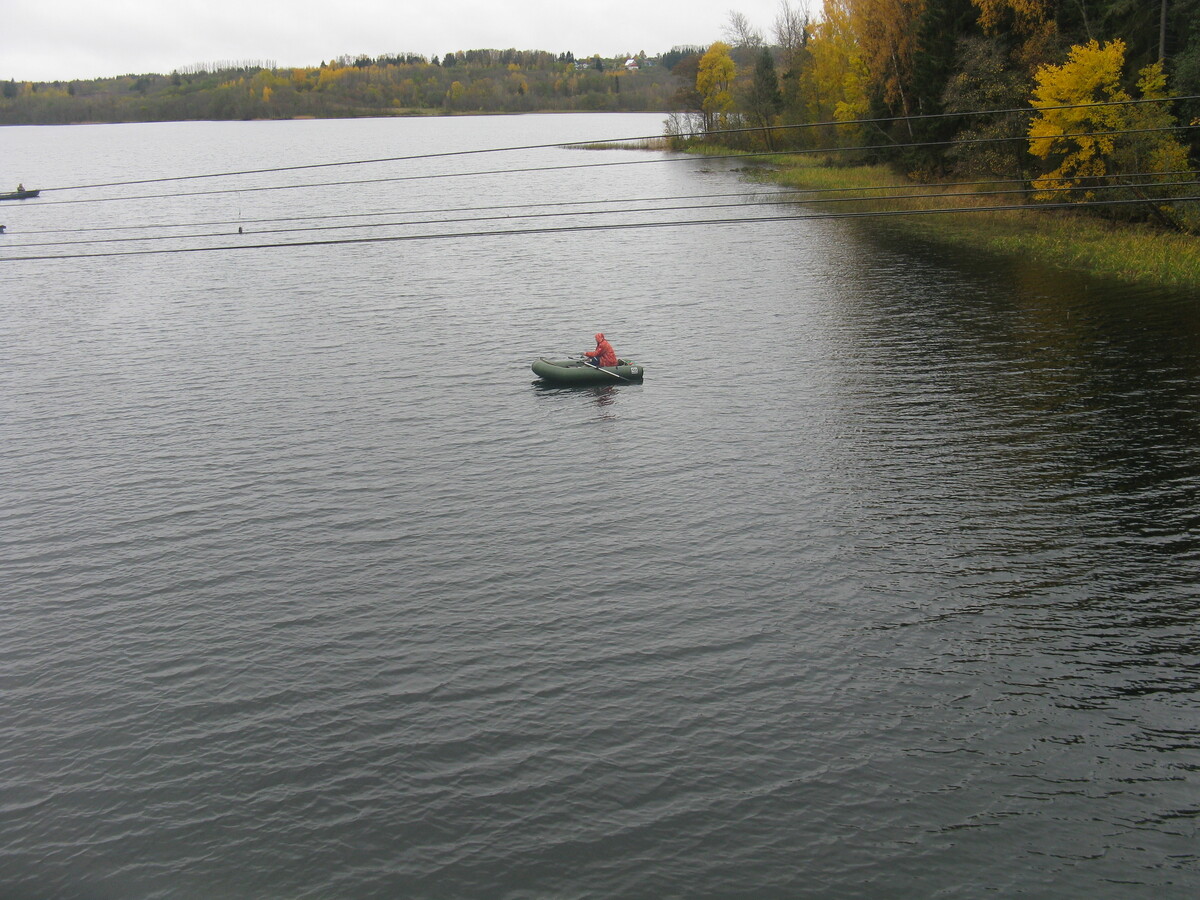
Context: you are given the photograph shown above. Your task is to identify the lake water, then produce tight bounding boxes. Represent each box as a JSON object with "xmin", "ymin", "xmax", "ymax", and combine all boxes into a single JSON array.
[{"xmin": 2, "ymin": 114, "xmax": 1199, "ymax": 899}]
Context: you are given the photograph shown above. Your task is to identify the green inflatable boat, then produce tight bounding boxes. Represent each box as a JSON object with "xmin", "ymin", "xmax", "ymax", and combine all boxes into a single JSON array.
[{"xmin": 531, "ymin": 357, "xmax": 645, "ymax": 385}]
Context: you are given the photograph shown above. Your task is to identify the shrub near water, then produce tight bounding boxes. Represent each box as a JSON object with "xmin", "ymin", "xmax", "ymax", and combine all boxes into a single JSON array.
[{"xmin": 755, "ymin": 155, "xmax": 1200, "ymax": 288}]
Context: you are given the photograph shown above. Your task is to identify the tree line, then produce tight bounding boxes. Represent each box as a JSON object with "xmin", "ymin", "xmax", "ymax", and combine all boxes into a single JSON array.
[
  {"xmin": 0, "ymin": 51, "xmax": 685, "ymax": 124},
  {"xmin": 664, "ymin": 1, "xmax": 1198, "ymax": 230},
  {"xmin": 2, "ymin": 1, "xmax": 1195, "ymax": 231}
]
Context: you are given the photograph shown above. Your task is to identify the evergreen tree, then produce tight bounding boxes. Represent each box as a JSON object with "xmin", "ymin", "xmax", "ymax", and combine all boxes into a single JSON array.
[{"xmin": 744, "ymin": 49, "xmax": 784, "ymax": 147}]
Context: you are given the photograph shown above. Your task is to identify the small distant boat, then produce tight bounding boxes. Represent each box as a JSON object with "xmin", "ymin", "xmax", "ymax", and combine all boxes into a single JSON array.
[
  {"xmin": 0, "ymin": 188, "xmax": 39, "ymax": 201},
  {"xmin": 532, "ymin": 357, "xmax": 645, "ymax": 385}
]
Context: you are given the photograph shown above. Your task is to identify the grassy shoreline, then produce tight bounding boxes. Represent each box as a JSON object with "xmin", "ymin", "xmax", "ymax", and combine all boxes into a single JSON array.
[{"xmin": 745, "ymin": 155, "xmax": 1200, "ymax": 288}]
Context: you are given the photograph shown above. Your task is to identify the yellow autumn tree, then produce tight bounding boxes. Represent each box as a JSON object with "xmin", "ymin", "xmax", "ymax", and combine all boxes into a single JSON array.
[
  {"xmin": 316, "ymin": 66, "xmax": 351, "ymax": 90},
  {"xmin": 291, "ymin": 68, "xmax": 316, "ymax": 91},
  {"xmin": 807, "ymin": 0, "xmax": 870, "ymax": 144},
  {"xmin": 697, "ymin": 41, "xmax": 736, "ymax": 131},
  {"xmin": 850, "ymin": 0, "xmax": 925, "ymax": 121},
  {"xmin": 972, "ymin": 0, "xmax": 1048, "ymax": 33},
  {"xmin": 1028, "ymin": 40, "xmax": 1189, "ymax": 204}
]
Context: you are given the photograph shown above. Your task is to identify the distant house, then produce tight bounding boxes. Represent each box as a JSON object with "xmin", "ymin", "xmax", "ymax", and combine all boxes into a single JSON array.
[{"xmin": 624, "ymin": 58, "xmax": 639, "ymax": 71}]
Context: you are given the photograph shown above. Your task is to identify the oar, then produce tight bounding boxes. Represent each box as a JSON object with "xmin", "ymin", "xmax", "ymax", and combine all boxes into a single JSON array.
[{"xmin": 578, "ymin": 355, "xmax": 629, "ymax": 381}]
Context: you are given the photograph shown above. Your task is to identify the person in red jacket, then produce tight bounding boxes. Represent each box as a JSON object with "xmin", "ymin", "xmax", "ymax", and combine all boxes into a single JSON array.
[{"xmin": 584, "ymin": 332, "xmax": 617, "ymax": 368}]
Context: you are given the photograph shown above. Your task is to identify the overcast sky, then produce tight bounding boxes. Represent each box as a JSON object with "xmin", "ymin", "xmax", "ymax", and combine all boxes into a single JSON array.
[{"xmin": 3, "ymin": 0, "xmax": 814, "ymax": 83}]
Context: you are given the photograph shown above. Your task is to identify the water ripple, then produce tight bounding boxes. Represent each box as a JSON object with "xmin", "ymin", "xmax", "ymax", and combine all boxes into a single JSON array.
[{"xmin": 3, "ymin": 116, "xmax": 1199, "ymax": 899}]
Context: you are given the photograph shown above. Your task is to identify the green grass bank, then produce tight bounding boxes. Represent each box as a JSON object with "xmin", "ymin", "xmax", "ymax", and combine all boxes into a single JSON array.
[{"xmin": 746, "ymin": 155, "xmax": 1200, "ymax": 289}]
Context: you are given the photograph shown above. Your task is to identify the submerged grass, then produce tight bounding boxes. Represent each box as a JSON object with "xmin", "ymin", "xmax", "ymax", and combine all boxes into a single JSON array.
[
  {"xmin": 576, "ymin": 137, "xmax": 671, "ymax": 150},
  {"xmin": 749, "ymin": 154, "xmax": 1200, "ymax": 288}
]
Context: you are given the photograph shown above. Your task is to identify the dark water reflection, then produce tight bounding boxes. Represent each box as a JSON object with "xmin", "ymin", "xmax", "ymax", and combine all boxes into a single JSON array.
[
  {"xmin": 796, "ymin": 230, "xmax": 1200, "ymax": 887},
  {"xmin": 2, "ymin": 118, "xmax": 1199, "ymax": 898}
]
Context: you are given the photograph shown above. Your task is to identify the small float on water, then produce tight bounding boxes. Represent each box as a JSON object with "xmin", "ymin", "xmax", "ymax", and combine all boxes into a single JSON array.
[{"xmin": 531, "ymin": 357, "xmax": 645, "ymax": 386}]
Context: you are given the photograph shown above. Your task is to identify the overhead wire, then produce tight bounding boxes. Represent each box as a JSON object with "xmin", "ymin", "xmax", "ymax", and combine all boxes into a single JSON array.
[
  {"xmin": 32, "ymin": 92, "xmax": 1200, "ymax": 194},
  {"xmin": 4, "ymin": 95, "xmax": 1196, "ymax": 262},
  {"xmin": 5, "ymin": 195, "xmax": 1197, "ymax": 263},
  {"xmin": 18, "ymin": 124, "xmax": 1200, "ymax": 208},
  {"xmin": 9, "ymin": 177, "xmax": 1199, "ymax": 251},
  {"xmin": 16, "ymin": 169, "xmax": 1199, "ymax": 238}
]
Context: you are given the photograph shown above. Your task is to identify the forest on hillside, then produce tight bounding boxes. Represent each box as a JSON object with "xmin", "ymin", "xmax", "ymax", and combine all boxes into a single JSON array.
[
  {"xmin": 0, "ymin": 49, "xmax": 692, "ymax": 124},
  {"xmin": 673, "ymin": 0, "xmax": 1199, "ymax": 231},
  {"xmin": 4, "ymin": 1, "xmax": 1196, "ymax": 167},
  {"xmin": 681, "ymin": 1, "xmax": 1198, "ymax": 160},
  {"xmin": 3, "ymin": 1, "xmax": 1197, "ymax": 230}
]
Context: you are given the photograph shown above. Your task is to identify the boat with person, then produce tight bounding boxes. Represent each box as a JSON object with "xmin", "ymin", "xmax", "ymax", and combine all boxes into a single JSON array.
[
  {"xmin": 0, "ymin": 187, "xmax": 39, "ymax": 201},
  {"xmin": 531, "ymin": 357, "xmax": 645, "ymax": 386}
]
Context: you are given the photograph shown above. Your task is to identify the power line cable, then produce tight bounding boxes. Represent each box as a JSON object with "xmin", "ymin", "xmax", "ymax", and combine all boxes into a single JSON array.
[
  {"xmin": 21, "ymin": 124, "xmax": 1200, "ymax": 208},
  {"xmin": 4, "ymin": 194, "xmax": 1196, "ymax": 263},
  {"xmin": 18, "ymin": 169, "xmax": 1197, "ymax": 237},
  {"xmin": 11, "ymin": 179, "xmax": 1198, "ymax": 250},
  {"xmin": 35, "ymin": 93, "xmax": 1200, "ymax": 193}
]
